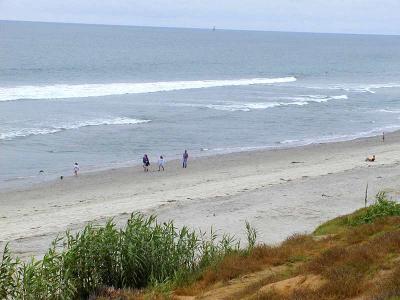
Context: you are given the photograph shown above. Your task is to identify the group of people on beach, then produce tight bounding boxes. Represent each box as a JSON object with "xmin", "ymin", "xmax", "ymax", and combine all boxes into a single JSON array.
[
  {"xmin": 70, "ymin": 150, "xmax": 188, "ymax": 177},
  {"xmin": 63, "ymin": 130, "xmax": 387, "ymax": 178},
  {"xmin": 71, "ymin": 150, "xmax": 189, "ymax": 177},
  {"xmin": 142, "ymin": 150, "xmax": 189, "ymax": 172}
]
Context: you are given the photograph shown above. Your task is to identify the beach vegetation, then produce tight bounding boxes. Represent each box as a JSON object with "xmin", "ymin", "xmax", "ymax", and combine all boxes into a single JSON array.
[
  {"xmin": 0, "ymin": 213, "xmax": 249, "ymax": 299},
  {"xmin": 350, "ymin": 191, "xmax": 400, "ymax": 225},
  {"xmin": 314, "ymin": 191, "xmax": 400, "ymax": 235}
]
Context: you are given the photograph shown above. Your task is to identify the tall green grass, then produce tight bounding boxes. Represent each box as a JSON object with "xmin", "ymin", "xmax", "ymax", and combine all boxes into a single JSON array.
[{"xmin": 0, "ymin": 213, "xmax": 255, "ymax": 299}]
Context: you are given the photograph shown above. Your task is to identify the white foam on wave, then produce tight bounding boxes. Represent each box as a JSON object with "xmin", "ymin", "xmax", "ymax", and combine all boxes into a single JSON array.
[
  {"xmin": 0, "ymin": 128, "xmax": 61, "ymax": 141},
  {"xmin": 0, "ymin": 77, "xmax": 297, "ymax": 102},
  {"xmin": 0, "ymin": 117, "xmax": 151, "ymax": 140},
  {"xmin": 54, "ymin": 117, "xmax": 150, "ymax": 130},
  {"xmin": 279, "ymin": 124, "xmax": 400, "ymax": 146},
  {"xmin": 174, "ymin": 94, "xmax": 347, "ymax": 112},
  {"xmin": 352, "ymin": 83, "xmax": 400, "ymax": 94},
  {"xmin": 307, "ymin": 83, "xmax": 400, "ymax": 94},
  {"xmin": 204, "ymin": 101, "xmax": 306, "ymax": 112},
  {"xmin": 377, "ymin": 109, "xmax": 400, "ymax": 114},
  {"xmin": 285, "ymin": 94, "xmax": 348, "ymax": 102}
]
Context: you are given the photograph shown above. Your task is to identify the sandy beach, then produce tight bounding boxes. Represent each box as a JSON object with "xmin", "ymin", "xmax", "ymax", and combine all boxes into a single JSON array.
[{"xmin": 1, "ymin": 132, "xmax": 400, "ymax": 259}]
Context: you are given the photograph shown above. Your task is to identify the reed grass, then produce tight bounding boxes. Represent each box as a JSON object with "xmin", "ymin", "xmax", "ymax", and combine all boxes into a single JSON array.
[{"xmin": 0, "ymin": 213, "xmax": 255, "ymax": 299}]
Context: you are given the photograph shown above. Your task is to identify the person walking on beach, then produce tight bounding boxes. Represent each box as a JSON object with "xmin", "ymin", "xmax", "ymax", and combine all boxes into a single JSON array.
[
  {"xmin": 73, "ymin": 162, "xmax": 80, "ymax": 176},
  {"xmin": 158, "ymin": 155, "xmax": 165, "ymax": 171},
  {"xmin": 143, "ymin": 154, "xmax": 150, "ymax": 172},
  {"xmin": 182, "ymin": 150, "xmax": 189, "ymax": 168}
]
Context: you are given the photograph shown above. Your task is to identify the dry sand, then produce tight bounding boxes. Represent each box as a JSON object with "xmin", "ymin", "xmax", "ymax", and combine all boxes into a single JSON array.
[{"xmin": 1, "ymin": 132, "xmax": 400, "ymax": 258}]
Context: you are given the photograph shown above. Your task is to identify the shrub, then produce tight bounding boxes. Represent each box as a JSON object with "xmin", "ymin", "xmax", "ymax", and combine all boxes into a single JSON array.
[{"xmin": 351, "ymin": 192, "xmax": 400, "ymax": 225}]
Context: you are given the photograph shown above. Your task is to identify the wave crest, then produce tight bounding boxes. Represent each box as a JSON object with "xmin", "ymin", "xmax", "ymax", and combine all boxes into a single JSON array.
[
  {"xmin": 307, "ymin": 83, "xmax": 400, "ymax": 94},
  {"xmin": 279, "ymin": 125, "xmax": 400, "ymax": 146},
  {"xmin": 174, "ymin": 94, "xmax": 347, "ymax": 112},
  {"xmin": 0, "ymin": 117, "xmax": 150, "ymax": 140},
  {"xmin": 0, "ymin": 77, "xmax": 296, "ymax": 101}
]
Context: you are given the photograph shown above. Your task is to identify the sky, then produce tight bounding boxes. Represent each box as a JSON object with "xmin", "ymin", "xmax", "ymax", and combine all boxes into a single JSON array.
[{"xmin": 1, "ymin": 0, "xmax": 400, "ymax": 35}]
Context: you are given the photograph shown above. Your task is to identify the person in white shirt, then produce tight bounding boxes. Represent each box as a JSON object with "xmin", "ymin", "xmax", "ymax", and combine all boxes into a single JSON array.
[
  {"xmin": 74, "ymin": 162, "xmax": 80, "ymax": 176},
  {"xmin": 158, "ymin": 155, "xmax": 165, "ymax": 171}
]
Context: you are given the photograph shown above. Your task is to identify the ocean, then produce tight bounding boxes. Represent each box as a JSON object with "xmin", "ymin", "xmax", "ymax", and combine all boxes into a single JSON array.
[{"xmin": 1, "ymin": 20, "xmax": 400, "ymax": 187}]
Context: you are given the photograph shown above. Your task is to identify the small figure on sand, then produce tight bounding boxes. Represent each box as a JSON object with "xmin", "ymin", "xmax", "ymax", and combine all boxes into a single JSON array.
[
  {"xmin": 158, "ymin": 155, "xmax": 165, "ymax": 171},
  {"xmin": 365, "ymin": 155, "xmax": 376, "ymax": 162},
  {"xmin": 182, "ymin": 150, "xmax": 189, "ymax": 168},
  {"xmin": 74, "ymin": 162, "xmax": 80, "ymax": 176},
  {"xmin": 382, "ymin": 132, "xmax": 385, "ymax": 142},
  {"xmin": 143, "ymin": 154, "xmax": 150, "ymax": 172}
]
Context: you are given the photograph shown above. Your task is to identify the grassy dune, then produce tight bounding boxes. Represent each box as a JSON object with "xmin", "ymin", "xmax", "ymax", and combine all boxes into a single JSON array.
[{"xmin": 1, "ymin": 194, "xmax": 400, "ymax": 299}]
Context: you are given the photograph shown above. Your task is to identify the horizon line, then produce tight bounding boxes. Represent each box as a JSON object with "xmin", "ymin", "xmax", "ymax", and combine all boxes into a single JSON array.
[{"xmin": 1, "ymin": 18, "xmax": 399, "ymax": 37}]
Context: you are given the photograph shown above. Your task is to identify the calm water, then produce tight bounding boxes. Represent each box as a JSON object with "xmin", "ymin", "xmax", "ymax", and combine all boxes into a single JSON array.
[{"xmin": 1, "ymin": 21, "xmax": 400, "ymax": 186}]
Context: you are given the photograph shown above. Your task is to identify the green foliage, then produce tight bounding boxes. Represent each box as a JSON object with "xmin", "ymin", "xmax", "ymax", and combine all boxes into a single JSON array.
[
  {"xmin": 315, "ymin": 192, "xmax": 400, "ymax": 236},
  {"xmin": 0, "ymin": 213, "xmax": 252, "ymax": 299},
  {"xmin": 351, "ymin": 192, "xmax": 400, "ymax": 225},
  {"xmin": 245, "ymin": 221, "xmax": 257, "ymax": 252},
  {"xmin": 0, "ymin": 239, "xmax": 76, "ymax": 299},
  {"xmin": 0, "ymin": 244, "xmax": 18, "ymax": 299}
]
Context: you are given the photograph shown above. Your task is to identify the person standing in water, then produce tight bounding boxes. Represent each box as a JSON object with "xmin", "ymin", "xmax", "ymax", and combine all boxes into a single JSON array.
[
  {"xmin": 182, "ymin": 150, "xmax": 189, "ymax": 168},
  {"xmin": 143, "ymin": 154, "xmax": 150, "ymax": 172},
  {"xmin": 73, "ymin": 162, "xmax": 80, "ymax": 176}
]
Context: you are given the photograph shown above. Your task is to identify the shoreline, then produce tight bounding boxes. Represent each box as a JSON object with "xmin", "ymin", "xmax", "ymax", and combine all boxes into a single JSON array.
[
  {"xmin": 1, "ymin": 130, "xmax": 400, "ymax": 258},
  {"xmin": 0, "ymin": 128, "xmax": 391, "ymax": 193}
]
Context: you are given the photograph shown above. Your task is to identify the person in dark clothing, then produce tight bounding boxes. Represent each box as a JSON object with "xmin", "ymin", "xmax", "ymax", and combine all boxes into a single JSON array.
[
  {"xmin": 182, "ymin": 150, "xmax": 189, "ymax": 168},
  {"xmin": 143, "ymin": 154, "xmax": 150, "ymax": 172}
]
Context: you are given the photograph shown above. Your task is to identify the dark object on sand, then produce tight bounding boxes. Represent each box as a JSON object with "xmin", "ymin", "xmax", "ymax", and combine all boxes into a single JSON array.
[
  {"xmin": 60, "ymin": 176, "xmax": 63, "ymax": 180},
  {"xmin": 39, "ymin": 170, "xmax": 44, "ymax": 174},
  {"xmin": 322, "ymin": 193, "xmax": 332, "ymax": 198}
]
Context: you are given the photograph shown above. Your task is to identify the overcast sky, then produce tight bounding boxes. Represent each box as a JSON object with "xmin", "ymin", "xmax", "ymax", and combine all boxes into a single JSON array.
[{"xmin": 1, "ymin": 0, "xmax": 399, "ymax": 35}]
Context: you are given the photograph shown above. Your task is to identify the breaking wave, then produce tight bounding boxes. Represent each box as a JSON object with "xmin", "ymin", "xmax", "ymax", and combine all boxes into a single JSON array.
[
  {"xmin": 377, "ymin": 109, "xmax": 400, "ymax": 114},
  {"xmin": 342, "ymin": 83, "xmax": 400, "ymax": 94},
  {"xmin": 305, "ymin": 83, "xmax": 400, "ymax": 94},
  {"xmin": 278, "ymin": 125, "xmax": 400, "ymax": 146},
  {"xmin": 0, "ymin": 117, "xmax": 151, "ymax": 140},
  {"xmin": 174, "ymin": 94, "xmax": 347, "ymax": 112},
  {"xmin": 0, "ymin": 77, "xmax": 297, "ymax": 102}
]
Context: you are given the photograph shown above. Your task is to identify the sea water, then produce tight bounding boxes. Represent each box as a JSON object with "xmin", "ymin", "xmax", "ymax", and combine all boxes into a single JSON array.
[{"xmin": 1, "ymin": 20, "xmax": 400, "ymax": 186}]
